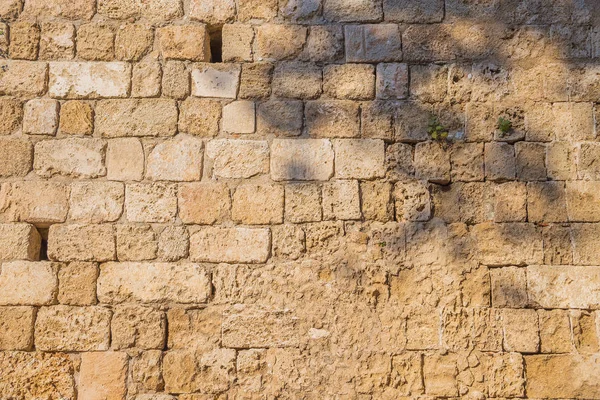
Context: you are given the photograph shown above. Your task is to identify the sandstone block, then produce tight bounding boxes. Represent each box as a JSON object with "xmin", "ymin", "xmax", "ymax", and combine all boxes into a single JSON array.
[
  {"xmin": 23, "ymin": 0, "xmax": 95, "ymax": 19},
  {"xmin": 106, "ymin": 138, "xmax": 144, "ymax": 181},
  {"xmin": 178, "ymin": 98, "xmax": 221, "ymax": 137},
  {"xmin": 0, "ymin": 138, "xmax": 32, "ymax": 177},
  {"xmin": 410, "ymin": 64, "xmax": 448, "ymax": 102},
  {"xmin": 158, "ymin": 226, "xmax": 189, "ymax": 262},
  {"xmin": 112, "ymin": 305, "xmax": 166, "ymax": 349},
  {"xmin": 0, "ymin": 0, "xmax": 22, "ymax": 20},
  {"xmin": 97, "ymin": 0, "xmax": 182, "ymax": 22},
  {"xmin": 361, "ymin": 181, "xmax": 392, "ymax": 222},
  {"xmin": 361, "ymin": 101, "xmax": 394, "ymax": 140},
  {"xmin": 527, "ymin": 265, "xmax": 600, "ymax": 309},
  {"xmin": 0, "ymin": 98, "xmax": 22, "ymax": 134},
  {"xmin": 345, "ymin": 24, "xmax": 402, "ymax": 62},
  {"xmin": 179, "ymin": 183, "xmax": 230, "ymax": 225},
  {"xmin": 302, "ymin": 25, "xmax": 344, "ymax": 62},
  {"xmin": 407, "ymin": 307, "xmax": 441, "ymax": 350},
  {"xmin": 189, "ymin": 227, "xmax": 270, "ymax": 263},
  {"xmin": 322, "ymin": 180, "xmax": 361, "ymax": 220},
  {"xmin": 490, "ymin": 266, "xmax": 527, "ymax": 308},
  {"xmin": 323, "ymin": 63, "xmax": 374, "ymax": 100},
  {"xmin": 163, "ymin": 349, "xmax": 236, "ymax": 394},
  {"xmin": 527, "ymin": 181, "xmax": 567, "ymax": 223},
  {"xmin": 272, "ymin": 62, "xmax": 322, "ymax": 99},
  {"xmin": 272, "ymin": 224, "xmax": 305, "ymax": 260},
  {"xmin": 525, "ymin": 355, "xmax": 600, "ymax": 398},
  {"xmin": 538, "ymin": 309, "xmax": 572, "ymax": 353},
  {"xmin": 206, "ymin": 139, "xmax": 269, "ymax": 179},
  {"xmin": 59, "ymin": 100, "xmax": 93, "ymax": 135},
  {"xmin": 0, "ymin": 223, "xmax": 40, "ymax": 261},
  {"xmin": 502, "ymin": 309, "xmax": 540, "ymax": 352},
  {"xmin": 190, "ymin": 0, "xmax": 235, "ymax": 24},
  {"xmin": 146, "ymin": 136, "xmax": 203, "ymax": 182},
  {"xmin": 115, "ymin": 24, "xmax": 154, "ymax": 61},
  {"xmin": 162, "ymin": 61, "xmax": 189, "ymax": 99},
  {"xmin": 232, "ymin": 184, "xmax": 284, "ymax": 225},
  {"xmin": 484, "ymin": 142, "xmax": 515, "ymax": 181},
  {"xmin": 239, "ymin": 63, "xmax": 273, "ymax": 99},
  {"xmin": 285, "ymin": 183, "xmax": 322, "ymax": 223},
  {"xmin": 493, "ymin": 182, "xmax": 526, "ymax": 222},
  {"xmin": 472, "ymin": 222, "xmax": 542, "ymax": 266},
  {"xmin": 579, "ymin": 142, "xmax": 600, "ymax": 180},
  {"xmin": 487, "ymin": 352, "xmax": 525, "ymax": 397},
  {"xmin": 0, "ymin": 306, "xmax": 34, "ymax": 350},
  {"xmin": 0, "ymin": 61, "xmax": 47, "ymax": 96},
  {"xmin": 515, "ymin": 141, "xmax": 546, "ymax": 181},
  {"xmin": 125, "ymin": 183, "xmax": 177, "ymax": 223},
  {"xmin": 222, "ymin": 24, "xmax": 253, "ymax": 62},
  {"xmin": 573, "ymin": 224, "xmax": 600, "ymax": 265},
  {"xmin": 334, "ymin": 139, "xmax": 385, "ymax": 179},
  {"xmin": 76, "ymin": 23, "xmax": 114, "ymax": 61},
  {"xmin": 394, "ymin": 180, "xmax": 431, "ymax": 221},
  {"xmin": 222, "ymin": 305, "xmax": 301, "ymax": 348},
  {"xmin": 384, "ymin": 0, "xmax": 443, "ymax": 22},
  {"xmin": 98, "ymin": 262, "xmax": 211, "ymax": 304},
  {"xmin": 96, "ymin": 99, "xmax": 177, "ymax": 137},
  {"xmin": 131, "ymin": 350, "xmax": 163, "ymax": 391},
  {"xmin": 9, "ymin": 21, "xmax": 39, "ymax": 60},
  {"xmin": 48, "ymin": 224, "xmax": 115, "ymax": 262},
  {"xmin": 35, "ymin": 305, "xmax": 110, "ymax": 351},
  {"xmin": 69, "ymin": 181, "xmax": 124, "ymax": 223},
  {"xmin": 0, "ymin": 352, "xmax": 75, "ymax": 399},
  {"xmin": 0, "ymin": 261, "xmax": 57, "ymax": 305},
  {"xmin": 542, "ymin": 224, "xmax": 573, "ymax": 265},
  {"xmin": 48, "ymin": 62, "xmax": 130, "ymax": 99},
  {"xmin": 131, "ymin": 61, "xmax": 161, "ymax": 98},
  {"xmin": 0, "ymin": 181, "xmax": 69, "ymax": 225},
  {"xmin": 158, "ymin": 25, "xmax": 210, "ymax": 61},
  {"xmin": 390, "ymin": 353, "xmax": 423, "ymax": 395},
  {"xmin": 222, "ymin": 101, "xmax": 255, "ymax": 133},
  {"xmin": 450, "ymin": 142, "xmax": 484, "ymax": 182},
  {"xmin": 167, "ymin": 306, "xmax": 222, "ymax": 351},
  {"xmin": 414, "ymin": 141, "xmax": 451, "ymax": 184},
  {"xmin": 34, "ymin": 138, "xmax": 106, "ymax": 178},
  {"xmin": 79, "ymin": 352, "xmax": 128, "ymax": 400},
  {"xmin": 191, "ymin": 63, "xmax": 240, "ymax": 98},
  {"xmin": 271, "ymin": 138, "xmax": 333, "ymax": 181},
  {"xmin": 254, "ymin": 24, "xmax": 307, "ymax": 61},
  {"xmin": 237, "ymin": 0, "xmax": 277, "ymax": 21},
  {"xmin": 546, "ymin": 142, "xmax": 575, "ymax": 180},
  {"xmin": 441, "ymin": 308, "xmax": 502, "ymax": 352},
  {"xmin": 566, "ymin": 181, "xmax": 600, "ymax": 222},
  {"xmin": 256, "ymin": 100, "xmax": 303, "ymax": 136},
  {"xmin": 376, "ymin": 63, "xmax": 408, "ymax": 99},
  {"xmin": 386, "ymin": 143, "xmax": 414, "ymax": 180},
  {"xmin": 116, "ymin": 224, "xmax": 158, "ymax": 261},
  {"xmin": 423, "ymin": 353, "xmax": 458, "ymax": 396},
  {"xmin": 58, "ymin": 262, "xmax": 97, "ymax": 306},
  {"xmin": 305, "ymin": 100, "xmax": 360, "ymax": 138},
  {"xmin": 394, "ymin": 101, "xmax": 432, "ymax": 142},
  {"xmin": 552, "ymin": 102, "xmax": 595, "ymax": 141},
  {"xmin": 324, "ymin": 0, "xmax": 381, "ymax": 22}
]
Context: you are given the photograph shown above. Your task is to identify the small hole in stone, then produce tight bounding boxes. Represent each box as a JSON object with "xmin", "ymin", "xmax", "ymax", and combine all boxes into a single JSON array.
[
  {"xmin": 37, "ymin": 228, "xmax": 49, "ymax": 261},
  {"xmin": 209, "ymin": 27, "xmax": 223, "ymax": 63}
]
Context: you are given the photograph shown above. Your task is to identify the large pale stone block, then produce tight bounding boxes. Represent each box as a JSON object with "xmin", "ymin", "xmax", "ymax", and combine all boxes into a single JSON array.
[
  {"xmin": 345, "ymin": 24, "xmax": 402, "ymax": 62},
  {"xmin": 191, "ymin": 64, "xmax": 240, "ymax": 98},
  {"xmin": 48, "ymin": 224, "xmax": 116, "ymax": 262},
  {"xmin": 472, "ymin": 222, "xmax": 543, "ymax": 266},
  {"xmin": 334, "ymin": 139, "xmax": 385, "ymax": 179},
  {"xmin": 163, "ymin": 349, "xmax": 236, "ymax": 394},
  {"xmin": 34, "ymin": 138, "xmax": 106, "ymax": 178},
  {"xmin": 0, "ymin": 261, "xmax": 57, "ymax": 305},
  {"xmin": 190, "ymin": 0, "xmax": 235, "ymax": 24},
  {"xmin": 23, "ymin": 0, "xmax": 95, "ymax": 19},
  {"xmin": 35, "ymin": 305, "xmax": 111, "ymax": 351},
  {"xmin": 502, "ymin": 309, "xmax": 540, "ymax": 352},
  {"xmin": 22, "ymin": 99, "xmax": 59, "ymax": 135},
  {"xmin": 178, "ymin": 183, "xmax": 230, "ymax": 225},
  {"xmin": 68, "ymin": 182, "xmax": 124, "ymax": 223},
  {"xmin": 111, "ymin": 305, "xmax": 166, "ymax": 349},
  {"xmin": 527, "ymin": 265, "xmax": 600, "ymax": 309},
  {"xmin": 0, "ymin": 306, "xmax": 35, "ymax": 350},
  {"xmin": 97, "ymin": 262, "xmax": 211, "ymax": 304},
  {"xmin": 189, "ymin": 227, "xmax": 271, "ymax": 263},
  {"xmin": 206, "ymin": 139, "xmax": 269, "ymax": 179},
  {"xmin": 79, "ymin": 352, "xmax": 128, "ymax": 400},
  {"xmin": 97, "ymin": 0, "xmax": 182, "ymax": 21},
  {"xmin": 146, "ymin": 136, "xmax": 203, "ymax": 182},
  {"xmin": 525, "ymin": 355, "xmax": 600, "ymax": 399},
  {"xmin": 57, "ymin": 262, "xmax": 97, "ymax": 306},
  {"xmin": 222, "ymin": 100, "xmax": 255, "ymax": 133},
  {"xmin": 96, "ymin": 99, "xmax": 178, "ymax": 137},
  {"xmin": 222, "ymin": 305, "xmax": 301, "ymax": 348},
  {"xmin": 0, "ymin": 61, "xmax": 47, "ymax": 96},
  {"xmin": 48, "ymin": 62, "xmax": 131, "ymax": 99},
  {"xmin": 125, "ymin": 183, "xmax": 177, "ymax": 223},
  {"xmin": 0, "ymin": 223, "xmax": 41, "ymax": 261},
  {"xmin": 0, "ymin": 181, "xmax": 69, "ymax": 225},
  {"xmin": 271, "ymin": 139, "xmax": 334, "ymax": 181},
  {"xmin": 106, "ymin": 138, "xmax": 144, "ymax": 181},
  {"xmin": 566, "ymin": 181, "xmax": 600, "ymax": 222},
  {"xmin": 232, "ymin": 184, "xmax": 284, "ymax": 225},
  {"xmin": 157, "ymin": 25, "xmax": 210, "ymax": 61}
]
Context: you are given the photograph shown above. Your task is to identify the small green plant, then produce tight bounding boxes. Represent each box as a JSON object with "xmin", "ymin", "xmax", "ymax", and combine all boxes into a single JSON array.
[
  {"xmin": 497, "ymin": 117, "xmax": 513, "ymax": 135},
  {"xmin": 428, "ymin": 116, "xmax": 449, "ymax": 141}
]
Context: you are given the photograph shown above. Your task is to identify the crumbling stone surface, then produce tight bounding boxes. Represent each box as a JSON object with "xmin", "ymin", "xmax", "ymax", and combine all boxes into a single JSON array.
[{"xmin": 0, "ymin": 1, "xmax": 598, "ymax": 398}]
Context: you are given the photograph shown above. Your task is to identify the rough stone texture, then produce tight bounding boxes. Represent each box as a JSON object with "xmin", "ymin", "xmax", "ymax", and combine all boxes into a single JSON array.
[
  {"xmin": 0, "ymin": 223, "xmax": 40, "ymax": 261},
  {"xmin": 57, "ymin": 262, "xmax": 97, "ymax": 306},
  {"xmin": 106, "ymin": 138, "xmax": 144, "ymax": 181},
  {"xmin": 271, "ymin": 139, "xmax": 334, "ymax": 181},
  {"xmin": 157, "ymin": 25, "xmax": 210, "ymax": 62},
  {"xmin": 34, "ymin": 138, "xmax": 105, "ymax": 178},
  {"xmin": 0, "ymin": 261, "xmax": 57, "ymax": 306},
  {"xmin": 0, "ymin": 61, "xmax": 47, "ymax": 96},
  {"xmin": 0, "ymin": 306, "xmax": 35, "ymax": 350},
  {"xmin": 206, "ymin": 139, "xmax": 269, "ymax": 179},
  {"xmin": 96, "ymin": 99, "xmax": 178, "ymax": 137},
  {"xmin": 191, "ymin": 64, "xmax": 240, "ymax": 98},
  {"xmin": 179, "ymin": 183, "xmax": 231, "ymax": 225},
  {"xmin": 146, "ymin": 136, "xmax": 203, "ymax": 182},
  {"xmin": 0, "ymin": 181, "xmax": 69, "ymax": 225},
  {"xmin": 23, "ymin": 99, "xmax": 58, "ymax": 135},
  {"xmin": 525, "ymin": 355, "xmax": 600, "ymax": 398},
  {"xmin": 334, "ymin": 139, "xmax": 385, "ymax": 179},
  {"xmin": 79, "ymin": 352, "xmax": 128, "ymax": 400},
  {"xmin": 178, "ymin": 98, "xmax": 221, "ymax": 137},
  {"xmin": 232, "ymin": 184, "xmax": 284, "ymax": 225},
  {"xmin": 527, "ymin": 265, "xmax": 600, "ymax": 309},
  {"xmin": 111, "ymin": 305, "xmax": 165, "ymax": 349},
  {"xmin": 190, "ymin": 227, "xmax": 270, "ymax": 263},
  {"xmin": 48, "ymin": 62, "xmax": 131, "ymax": 99},
  {"xmin": 68, "ymin": 182, "xmax": 124, "ymax": 223},
  {"xmin": 125, "ymin": 183, "xmax": 177, "ymax": 223},
  {"xmin": 48, "ymin": 224, "xmax": 115, "ymax": 262},
  {"xmin": 59, "ymin": 100, "xmax": 93, "ymax": 135}
]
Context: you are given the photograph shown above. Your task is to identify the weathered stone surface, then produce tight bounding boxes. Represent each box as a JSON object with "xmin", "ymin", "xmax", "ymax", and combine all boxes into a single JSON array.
[
  {"xmin": 490, "ymin": 266, "xmax": 527, "ymax": 308},
  {"xmin": 76, "ymin": 23, "xmax": 114, "ymax": 61},
  {"xmin": 0, "ymin": 138, "xmax": 32, "ymax": 177},
  {"xmin": 106, "ymin": 138, "xmax": 144, "ymax": 181},
  {"xmin": 178, "ymin": 183, "xmax": 230, "ymax": 225},
  {"xmin": 238, "ymin": 0, "xmax": 277, "ymax": 21},
  {"xmin": 566, "ymin": 181, "xmax": 600, "ymax": 222},
  {"xmin": 423, "ymin": 353, "xmax": 458, "ymax": 396},
  {"xmin": 222, "ymin": 305, "xmax": 301, "ymax": 348},
  {"xmin": 394, "ymin": 180, "xmax": 431, "ymax": 221},
  {"xmin": 97, "ymin": 0, "xmax": 182, "ymax": 21},
  {"xmin": 178, "ymin": 98, "xmax": 221, "ymax": 137},
  {"xmin": 23, "ymin": 99, "xmax": 58, "ymax": 135},
  {"xmin": 0, "ymin": 181, "xmax": 69, "ymax": 225},
  {"xmin": 0, "ymin": 223, "xmax": 40, "ymax": 261},
  {"xmin": 285, "ymin": 183, "xmax": 322, "ymax": 223},
  {"xmin": 0, "ymin": 261, "xmax": 58, "ymax": 306},
  {"xmin": 131, "ymin": 350, "xmax": 163, "ymax": 391},
  {"xmin": 306, "ymin": 100, "xmax": 360, "ymax": 138},
  {"xmin": 115, "ymin": 24, "xmax": 154, "ymax": 62},
  {"xmin": 472, "ymin": 222, "xmax": 543, "ymax": 266},
  {"xmin": 345, "ymin": 24, "xmax": 402, "ymax": 62},
  {"xmin": 147, "ymin": 136, "xmax": 203, "ymax": 182},
  {"xmin": 0, "ymin": 98, "xmax": 23, "ymax": 134},
  {"xmin": 572, "ymin": 224, "xmax": 600, "ymax": 265},
  {"xmin": 324, "ymin": 0, "xmax": 381, "ymax": 22},
  {"xmin": 163, "ymin": 349, "xmax": 236, "ymax": 394},
  {"xmin": 112, "ymin": 305, "xmax": 165, "ymax": 349},
  {"xmin": 222, "ymin": 100, "xmax": 255, "ymax": 133},
  {"xmin": 206, "ymin": 139, "xmax": 269, "ymax": 179},
  {"xmin": 116, "ymin": 224, "xmax": 157, "ymax": 261},
  {"xmin": 254, "ymin": 24, "xmax": 307, "ymax": 61},
  {"xmin": 0, "ymin": 61, "xmax": 47, "ymax": 96},
  {"xmin": 0, "ymin": 352, "xmax": 75, "ymax": 399},
  {"xmin": 48, "ymin": 62, "xmax": 131, "ymax": 99},
  {"xmin": 527, "ymin": 265, "xmax": 600, "ymax": 309},
  {"xmin": 158, "ymin": 226, "xmax": 189, "ymax": 261},
  {"xmin": 158, "ymin": 25, "xmax": 210, "ymax": 61},
  {"xmin": 190, "ymin": 227, "xmax": 270, "ymax": 263},
  {"xmin": 502, "ymin": 308, "xmax": 539, "ymax": 352},
  {"xmin": 57, "ymin": 262, "xmax": 97, "ymax": 306},
  {"xmin": 376, "ymin": 63, "xmax": 408, "ymax": 99},
  {"xmin": 131, "ymin": 61, "xmax": 161, "ymax": 98},
  {"xmin": 323, "ymin": 63, "xmax": 374, "ymax": 100},
  {"xmin": 272, "ymin": 62, "xmax": 322, "ymax": 99},
  {"xmin": 68, "ymin": 181, "xmax": 124, "ymax": 223},
  {"xmin": 525, "ymin": 355, "xmax": 600, "ymax": 398},
  {"xmin": 494, "ymin": 182, "xmax": 527, "ymax": 222},
  {"xmin": 239, "ymin": 63, "xmax": 273, "ymax": 99},
  {"xmin": 271, "ymin": 139, "xmax": 334, "ymax": 181},
  {"xmin": 8, "ymin": 22, "xmax": 40, "ymax": 60},
  {"xmin": 361, "ymin": 181, "xmax": 393, "ymax": 222},
  {"xmin": 232, "ymin": 184, "xmax": 284, "ymax": 225},
  {"xmin": 35, "ymin": 305, "xmax": 110, "ymax": 351},
  {"xmin": 538, "ymin": 309, "xmax": 572, "ymax": 353},
  {"xmin": 190, "ymin": 0, "xmax": 235, "ymax": 24},
  {"xmin": 191, "ymin": 63, "xmax": 240, "ymax": 98},
  {"xmin": 222, "ymin": 24, "xmax": 253, "ymax": 62},
  {"xmin": 40, "ymin": 21, "xmax": 75, "ymax": 61},
  {"xmin": 414, "ymin": 141, "xmax": 451, "ymax": 184},
  {"xmin": 384, "ymin": 0, "xmax": 443, "ymax": 22},
  {"xmin": 0, "ymin": 306, "xmax": 35, "ymax": 350},
  {"xmin": 125, "ymin": 183, "xmax": 177, "ymax": 223},
  {"xmin": 79, "ymin": 352, "xmax": 128, "ymax": 400},
  {"xmin": 98, "ymin": 262, "xmax": 211, "ymax": 304},
  {"xmin": 48, "ymin": 224, "xmax": 115, "ymax": 262},
  {"xmin": 59, "ymin": 100, "xmax": 93, "ymax": 135},
  {"xmin": 334, "ymin": 139, "xmax": 385, "ymax": 179},
  {"xmin": 96, "ymin": 99, "xmax": 177, "ymax": 137},
  {"xmin": 257, "ymin": 100, "xmax": 303, "ymax": 136},
  {"xmin": 34, "ymin": 138, "xmax": 106, "ymax": 178},
  {"xmin": 167, "ymin": 306, "xmax": 222, "ymax": 351},
  {"xmin": 323, "ymin": 180, "xmax": 361, "ymax": 220},
  {"xmin": 24, "ymin": 0, "xmax": 95, "ymax": 19},
  {"xmin": 527, "ymin": 181, "xmax": 567, "ymax": 223}
]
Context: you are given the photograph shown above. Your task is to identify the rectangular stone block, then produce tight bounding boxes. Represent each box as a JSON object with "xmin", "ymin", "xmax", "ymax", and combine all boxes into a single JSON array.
[
  {"xmin": 254, "ymin": 24, "xmax": 307, "ymax": 61},
  {"xmin": 206, "ymin": 139, "xmax": 269, "ymax": 179},
  {"xmin": 334, "ymin": 139, "xmax": 385, "ymax": 179},
  {"xmin": 97, "ymin": 0, "xmax": 183, "ymax": 21},
  {"xmin": 271, "ymin": 139, "xmax": 334, "ymax": 181},
  {"xmin": 23, "ymin": 99, "xmax": 59, "ymax": 135},
  {"xmin": 96, "ymin": 99, "xmax": 178, "ymax": 137},
  {"xmin": 97, "ymin": 262, "xmax": 211, "ymax": 304},
  {"xmin": 305, "ymin": 100, "xmax": 360, "ymax": 138},
  {"xmin": 232, "ymin": 184, "xmax": 284, "ymax": 225},
  {"xmin": 125, "ymin": 183, "xmax": 177, "ymax": 223},
  {"xmin": 222, "ymin": 305, "xmax": 301, "ymax": 348},
  {"xmin": 111, "ymin": 305, "xmax": 166, "ymax": 349},
  {"xmin": 23, "ymin": 0, "xmax": 95, "ymax": 19},
  {"xmin": 79, "ymin": 352, "xmax": 128, "ymax": 400},
  {"xmin": 48, "ymin": 224, "xmax": 116, "ymax": 262},
  {"xmin": 0, "ymin": 306, "xmax": 35, "ymax": 350},
  {"xmin": 146, "ymin": 136, "xmax": 203, "ymax": 182},
  {"xmin": 69, "ymin": 182, "xmax": 124, "ymax": 223},
  {"xmin": 345, "ymin": 24, "xmax": 402, "ymax": 62},
  {"xmin": 106, "ymin": 138, "xmax": 145, "ymax": 181},
  {"xmin": 322, "ymin": 180, "xmax": 361, "ymax": 220},
  {"xmin": 0, "ymin": 61, "xmax": 47, "ymax": 97},
  {"xmin": 0, "ymin": 223, "xmax": 41, "ymax": 261},
  {"xmin": 191, "ymin": 63, "xmax": 240, "ymax": 98},
  {"xmin": 48, "ymin": 62, "xmax": 131, "ymax": 99},
  {"xmin": 472, "ymin": 222, "xmax": 543, "ymax": 266},
  {"xmin": 35, "ymin": 305, "xmax": 111, "ymax": 351},
  {"xmin": 167, "ymin": 306, "xmax": 222, "ymax": 351},
  {"xmin": 158, "ymin": 25, "xmax": 210, "ymax": 61},
  {"xmin": 189, "ymin": 227, "xmax": 270, "ymax": 264},
  {"xmin": 58, "ymin": 262, "xmax": 98, "ymax": 306},
  {"xmin": 0, "ymin": 181, "xmax": 69, "ymax": 225},
  {"xmin": 384, "ymin": 0, "xmax": 443, "ymax": 22},
  {"xmin": 566, "ymin": 181, "xmax": 600, "ymax": 222},
  {"xmin": 527, "ymin": 265, "xmax": 600, "ymax": 309},
  {"xmin": 572, "ymin": 224, "xmax": 600, "ymax": 265},
  {"xmin": 0, "ymin": 261, "xmax": 57, "ymax": 305},
  {"xmin": 285, "ymin": 183, "xmax": 322, "ymax": 223},
  {"xmin": 525, "ymin": 355, "xmax": 600, "ymax": 399},
  {"xmin": 34, "ymin": 138, "xmax": 106, "ymax": 178}
]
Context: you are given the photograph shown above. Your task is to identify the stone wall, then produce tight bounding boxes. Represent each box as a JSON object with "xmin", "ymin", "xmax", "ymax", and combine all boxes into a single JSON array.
[{"xmin": 0, "ymin": 0, "xmax": 599, "ymax": 398}]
